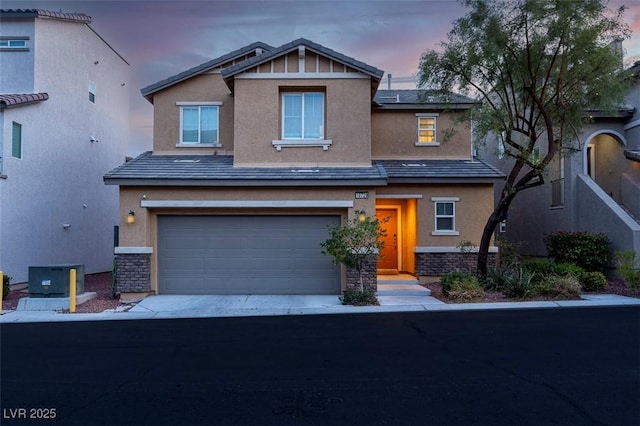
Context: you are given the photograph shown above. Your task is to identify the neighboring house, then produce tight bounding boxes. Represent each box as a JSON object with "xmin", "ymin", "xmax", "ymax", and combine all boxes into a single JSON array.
[
  {"xmin": 0, "ymin": 9, "xmax": 130, "ymax": 283},
  {"xmin": 104, "ymin": 38, "xmax": 504, "ymax": 298},
  {"xmin": 477, "ymin": 62, "xmax": 640, "ymax": 259}
]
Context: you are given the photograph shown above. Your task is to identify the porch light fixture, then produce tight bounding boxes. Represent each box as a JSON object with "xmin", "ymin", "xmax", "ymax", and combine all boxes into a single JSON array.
[
  {"xmin": 126, "ymin": 210, "xmax": 135, "ymax": 224},
  {"xmin": 358, "ymin": 212, "xmax": 367, "ymax": 222}
]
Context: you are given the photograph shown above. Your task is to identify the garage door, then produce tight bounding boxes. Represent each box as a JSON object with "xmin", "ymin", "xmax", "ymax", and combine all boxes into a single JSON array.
[{"xmin": 157, "ymin": 215, "xmax": 341, "ymax": 294}]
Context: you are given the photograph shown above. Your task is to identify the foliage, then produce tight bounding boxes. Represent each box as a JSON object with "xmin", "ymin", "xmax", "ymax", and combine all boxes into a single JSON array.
[
  {"xmin": 553, "ymin": 263, "xmax": 587, "ymax": 280},
  {"xmin": 457, "ymin": 239, "xmax": 477, "ymax": 254},
  {"xmin": 521, "ymin": 258, "xmax": 558, "ymax": 280},
  {"xmin": 581, "ymin": 271, "xmax": 607, "ymax": 292},
  {"xmin": 418, "ymin": 0, "xmax": 630, "ymax": 278},
  {"xmin": 615, "ymin": 251, "xmax": 640, "ymax": 293},
  {"xmin": 321, "ymin": 211, "xmax": 386, "ymax": 292},
  {"xmin": 2, "ymin": 273, "xmax": 11, "ymax": 300},
  {"xmin": 543, "ymin": 232, "xmax": 611, "ymax": 271},
  {"xmin": 441, "ymin": 270, "xmax": 479, "ymax": 296},
  {"xmin": 339, "ymin": 289, "xmax": 379, "ymax": 306},
  {"xmin": 112, "ymin": 257, "xmax": 119, "ymax": 299},
  {"xmin": 447, "ymin": 279, "xmax": 485, "ymax": 301},
  {"xmin": 535, "ymin": 275, "xmax": 582, "ymax": 299},
  {"xmin": 496, "ymin": 236, "xmax": 522, "ymax": 269},
  {"xmin": 501, "ymin": 267, "xmax": 537, "ymax": 298}
]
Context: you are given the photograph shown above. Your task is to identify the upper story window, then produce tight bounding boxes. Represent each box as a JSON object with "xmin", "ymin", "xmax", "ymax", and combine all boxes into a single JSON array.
[
  {"xmin": 416, "ymin": 113, "xmax": 439, "ymax": 146},
  {"xmin": 282, "ymin": 92, "xmax": 324, "ymax": 139},
  {"xmin": 432, "ymin": 197, "xmax": 459, "ymax": 236},
  {"xmin": 179, "ymin": 103, "xmax": 220, "ymax": 145},
  {"xmin": 12, "ymin": 121, "xmax": 22, "ymax": 159},
  {"xmin": 89, "ymin": 81, "xmax": 96, "ymax": 103},
  {"xmin": 0, "ymin": 38, "xmax": 28, "ymax": 50}
]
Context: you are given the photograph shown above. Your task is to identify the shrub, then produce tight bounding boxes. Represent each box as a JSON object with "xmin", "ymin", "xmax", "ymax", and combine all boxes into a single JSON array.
[
  {"xmin": 581, "ymin": 271, "xmax": 607, "ymax": 292},
  {"xmin": 484, "ymin": 267, "xmax": 507, "ymax": 291},
  {"xmin": 616, "ymin": 251, "xmax": 640, "ymax": 294},
  {"xmin": 441, "ymin": 270, "xmax": 478, "ymax": 296},
  {"xmin": 535, "ymin": 275, "xmax": 581, "ymax": 299},
  {"xmin": 340, "ymin": 289, "xmax": 379, "ymax": 306},
  {"xmin": 447, "ymin": 279, "xmax": 485, "ymax": 301},
  {"xmin": 2, "ymin": 274, "xmax": 10, "ymax": 300},
  {"xmin": 543, "ymin": 231, "xmax": 610, "ymax": 272},
  {"xmin": 554, "ymin": 263, "xmax": 586, "ymax": 280},
  {"xmin": 522, "ymin": 258, "xmax": 558, "ymax": 281},
  {"xmin": 501, "ymin": 267, "xmax": 536, "ymax": 298}
]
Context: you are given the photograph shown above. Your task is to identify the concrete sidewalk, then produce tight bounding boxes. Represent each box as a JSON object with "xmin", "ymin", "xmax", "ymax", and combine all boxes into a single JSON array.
[{"xmin": 1, "ymin": 292, "xmax": 639, "ymax": 323}]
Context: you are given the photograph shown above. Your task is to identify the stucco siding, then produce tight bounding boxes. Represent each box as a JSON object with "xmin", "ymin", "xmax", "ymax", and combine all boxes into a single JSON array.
[
  {"xmin": 371, "ymin": 110, "xmax": 471, "ymax": 159},
  {"xmin": 0, "ymin": 19, "xmax": 35, "ymax": 92}
]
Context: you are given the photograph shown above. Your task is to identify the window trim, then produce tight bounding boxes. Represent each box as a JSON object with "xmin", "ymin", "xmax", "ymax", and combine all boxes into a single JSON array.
[
  {"xmin": 177, "ymin": 103, "xmax": 222, "ymax": 147},
  {"xmin": 12, "ymin": 121, "xmax": 22, "ymax": 159},
  {"xmin": 431, "ymin": 197, "xmax": 459, "ymax": 236},
  {"xmin": 415, "ymin": 113, "xmax": 439, "ymax": 146},
  {"xmin": 0, "ymin": 37, "xmax": 29, "ymax": 51},
  {"xmin": 281, "ymin": 91, "xmax": 325, "ymax": 140}
]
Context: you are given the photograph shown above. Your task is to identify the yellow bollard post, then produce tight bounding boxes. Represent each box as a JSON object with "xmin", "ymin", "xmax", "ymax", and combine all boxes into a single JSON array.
[
  {"xmin": 0, "ymin": 270, "xmax": 4, "ymax": 315},
  {"xmin": 69, "ymin": 268, "xmax": 76, "ymax": 313}
]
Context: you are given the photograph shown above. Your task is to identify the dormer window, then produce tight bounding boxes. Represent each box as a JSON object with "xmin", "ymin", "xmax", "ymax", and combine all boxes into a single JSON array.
[
  {"xmin": 282, "ymin": 92, "xmax": 324, "ymax": 139},
  {"xmin": 177, "ymin": 102, "xmax": 222, "ymax": 146}
]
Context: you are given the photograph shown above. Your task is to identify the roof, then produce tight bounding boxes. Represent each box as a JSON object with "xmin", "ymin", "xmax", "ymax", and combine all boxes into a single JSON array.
[
  {"xmin": 222, "ymin": 38, "xmax": 384, "ymax": 81},
  {"xmin": 625, "ymin": 150, "xmax": 640, "ymax": 162},
  {"xmin": 104, "ymin": 152, "xmax": 388, "ymax": 187},
  {"xmin": 374, "ymin": 90, "xmax": 477, "ymax": 109},
  {"xmin": 0, "ymin": 9, "xmax": 91, "ymax": 23},
  {"xmin": 104, "ymin": 152, "xmax": 505, "ymax": 187},
  {"xmin": 140, "ymin": 41, "xmax": 273, "ymax": 102},
  {"xmin": 0, "ymin": 93, "xmax": 49, "ymax": 109},
  {"xmin": 373, "ymin": 159, "xmax": 505, "ymax": 182}
]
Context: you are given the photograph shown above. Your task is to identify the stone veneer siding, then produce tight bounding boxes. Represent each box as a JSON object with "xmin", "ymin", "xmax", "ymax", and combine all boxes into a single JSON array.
[
  {"xmin": 115, "ymin": 253, "xmax": 151, "ymax": 293},
  {"xmin": 346, "ymin": 257, "xmax": 377, "ymax": 291},
  {"xmin": 416, "ymin": 252, "xmax": 497, "ymax": 276}
]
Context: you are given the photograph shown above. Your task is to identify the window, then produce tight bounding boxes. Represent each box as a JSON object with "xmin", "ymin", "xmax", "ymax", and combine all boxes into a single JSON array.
[
  {"xmin": 282, "ymin": 92, "xmax": 324, "ymax": 139},
  {"xmin": 180, "ymin": 106, "xmax": 219, "ymax": 144},
  {"xmin": 89, "ymin": 81, "xmax": 96, "ymax": 103},
  {"xmin": 12, "ymin": 122, "xmax": 22, "ymax": 159},
  {"xmin": 416, "ymin": 113, "xmax": 438, "ymax": 145},
  {"xmin": 0, "ymin": 39, "xmax": 27, "ymax": 49},
  {"xmin": 432, "ymin": 197, "xmax": 459, "ymax": 235}
]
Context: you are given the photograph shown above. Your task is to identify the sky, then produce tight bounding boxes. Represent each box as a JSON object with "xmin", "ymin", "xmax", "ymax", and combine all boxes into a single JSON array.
[{"xmin": 4, "ymin": 0, "xmax": 640, "ymax": 156}]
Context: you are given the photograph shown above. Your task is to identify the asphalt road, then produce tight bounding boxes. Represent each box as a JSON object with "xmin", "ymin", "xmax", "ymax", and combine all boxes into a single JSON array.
[{"xmin": 1, "ymin": 307, "xmax": 638, "ymax": 426}]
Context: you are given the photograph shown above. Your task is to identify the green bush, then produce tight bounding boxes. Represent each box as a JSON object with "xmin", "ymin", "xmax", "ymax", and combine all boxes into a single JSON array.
[
  {"xmin": 441, "ymin": 270, "xmax": 478, "ymax": 296},
  {"xmin": 447, "ymin": 279, "xmax": 485, "ymax": 301},
  {"xmin": 501, "ymin": 267, "xmax": 536, "ymax": 298},
  {"xmin": 543, "ymin": 231, "xmax": 610, "ymax": 272},
  {"xmin": 581, "ymin": 271, "xmax": 607, "ymax": 292},
  {"xmin": 340, "ymin": 289, "xmax": 379, "ymax": 306},
  {"xmin": 554, "ymin": 263, "xmax": 586, "ymax": 280},
  {"xmin": 522, "ymin": 259, "xmax": 558, "ymax": 280},
  {"xmin": 2, "ymin": 274, "xmax": 11, "ymax": 300},
  {"xmin": 535, "ymin": 275, "xmax": 581, "ymax": 299},
  {"xmin": 616, "ymin": 251, "xmax": 640, "ymax": 293}
]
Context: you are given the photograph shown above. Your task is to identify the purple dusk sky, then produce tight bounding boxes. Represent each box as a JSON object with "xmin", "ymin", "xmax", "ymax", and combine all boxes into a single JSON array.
[{"xmin": 4, "ymin": 0, "xmax": 640, "ymax": 156}]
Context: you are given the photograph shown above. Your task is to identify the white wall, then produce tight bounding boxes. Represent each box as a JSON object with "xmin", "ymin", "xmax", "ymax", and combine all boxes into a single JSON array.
[{"xmin": 0, "ymin": 17, "xmax": 129, "ymax": 283}]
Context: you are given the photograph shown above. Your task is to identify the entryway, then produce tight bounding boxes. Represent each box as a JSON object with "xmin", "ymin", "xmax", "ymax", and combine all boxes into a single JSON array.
[{"xmin": 375, "ymin": 197, "xmax": 418, "ymax": 276}]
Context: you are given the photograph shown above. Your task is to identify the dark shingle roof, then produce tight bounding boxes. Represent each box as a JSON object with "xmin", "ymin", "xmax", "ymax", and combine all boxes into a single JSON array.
[
  {"xmin": 373, "ymin": 159, "xmax": 505, "ymax": 181},
  {"xmin": 0, "ymin": 9, "xmax": 91, "ymax": 23},
  {"xmin": 222, "ymin": 38, "xmax": 384, "ymax": 81},
  {"xmin": 104, "ymin": 152, "xmax": 388, "ymax": 186},
  {"xmin": 140, "ymin": 41, "xmax": 273, "ymax": 101},
  {"xmin": 374, "ymin": 90, "xmax": 477, "ymax": 109},
  {"xmin": 104, "ymin": 152, "xmax": 504, "ymax": 186},
  {"xmin": 0, "ymin": 93, "xmax": 49, "ymax": 109}
]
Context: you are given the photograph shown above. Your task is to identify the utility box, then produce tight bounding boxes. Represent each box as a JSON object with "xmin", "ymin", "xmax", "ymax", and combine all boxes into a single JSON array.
[{"xmin": 28, "ymin": 265, "xmax": 85, "ymax": 298}]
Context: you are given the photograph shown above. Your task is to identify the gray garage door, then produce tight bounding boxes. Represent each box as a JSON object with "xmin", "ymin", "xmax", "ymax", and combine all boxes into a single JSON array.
[{"xmin": 157, "ymin": 215, "xmax": 341, "ymax": 295}]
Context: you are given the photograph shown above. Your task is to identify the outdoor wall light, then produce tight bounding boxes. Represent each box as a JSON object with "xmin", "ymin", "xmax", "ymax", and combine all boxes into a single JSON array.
[
  {"xmin": 358, "ymin": 212, "xmax": 367, "ymax": 222},
  {"xmin": 126, "ymin": 210, "xmax": 135, "ymax": 225}
]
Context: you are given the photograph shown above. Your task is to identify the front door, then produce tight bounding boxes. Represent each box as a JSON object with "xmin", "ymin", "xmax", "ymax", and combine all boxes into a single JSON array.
[{"xmin": 376, "ymin": 209, "xmax": 398, "ymax": 273}]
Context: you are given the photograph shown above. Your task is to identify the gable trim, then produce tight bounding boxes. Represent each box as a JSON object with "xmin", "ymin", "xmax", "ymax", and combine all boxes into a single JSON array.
[{"xmin": 236, "ymin": 72, "xmax": 369, "ymax": 80}]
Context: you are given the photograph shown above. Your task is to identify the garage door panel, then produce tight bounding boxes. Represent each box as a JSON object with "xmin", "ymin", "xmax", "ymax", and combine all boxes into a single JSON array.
[{"xmin": 158, "ymin": 215, "xmax": 340, "ymax": 295}]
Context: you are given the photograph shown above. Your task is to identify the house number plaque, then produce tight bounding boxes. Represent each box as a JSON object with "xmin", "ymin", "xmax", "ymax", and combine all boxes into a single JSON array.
[{"xmin": 355, "ymin": 191, "xmax": 369, "ymax": 199}]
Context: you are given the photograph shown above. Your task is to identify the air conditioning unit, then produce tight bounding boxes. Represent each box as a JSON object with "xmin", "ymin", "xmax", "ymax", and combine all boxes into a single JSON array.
[{"xmin": 28, "ymin": 265, "xmax": 85, "ymax": 298}]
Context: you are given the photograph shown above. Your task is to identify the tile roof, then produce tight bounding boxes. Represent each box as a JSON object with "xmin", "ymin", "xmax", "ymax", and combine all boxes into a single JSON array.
[
  {"xmin": 104, "ymin": 152, "xmax": 504, "ymax": 186},
  {"xmin": 104, "ymin": 152, "xmax": 388, "ymax": 186},
  {"xmin": 374, "ymin": 90, "xmax": 477, "ymax": 109},
  {"xmin": 373, "ymin": 159, "xmax": 505, "ymax": 181},
  {"xmin": 140, "ymin": 41, "xmax": 273, "ymax": 101},
  {"xmin": 0, "ymin": 9, "xmax": 91, "ymax": 23},
  {"xmin": 625, "ymin": 150, "xmax": 640, "ymax": 162},
  {"xmin": 221, "ymin": 38, "xmax": 384, "ymax": 81},
  {"xmin": 0, "ymin": 93, "xmax": 49, "ymax": 109}
]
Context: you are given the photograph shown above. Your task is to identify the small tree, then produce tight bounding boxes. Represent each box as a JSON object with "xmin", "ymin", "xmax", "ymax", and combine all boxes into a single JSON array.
[{"xmin": 321, "ymin": 211, "xmax": 387, "ymax": 292}]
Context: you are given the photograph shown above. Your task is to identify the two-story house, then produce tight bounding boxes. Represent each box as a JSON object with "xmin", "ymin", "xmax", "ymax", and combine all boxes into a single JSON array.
[
  {"xmin": 105, "ymin": 38, "xmax": 503, "ymax": 298},
  {"xmin": 0, "ymin": 9, "xmax": 130, "ymax": 283}
]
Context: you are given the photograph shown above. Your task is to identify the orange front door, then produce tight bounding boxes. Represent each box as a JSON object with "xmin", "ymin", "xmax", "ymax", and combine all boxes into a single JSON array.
[{"xmin": 376, "ymin": 209, "xmax": 398, "ymax": 272}]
